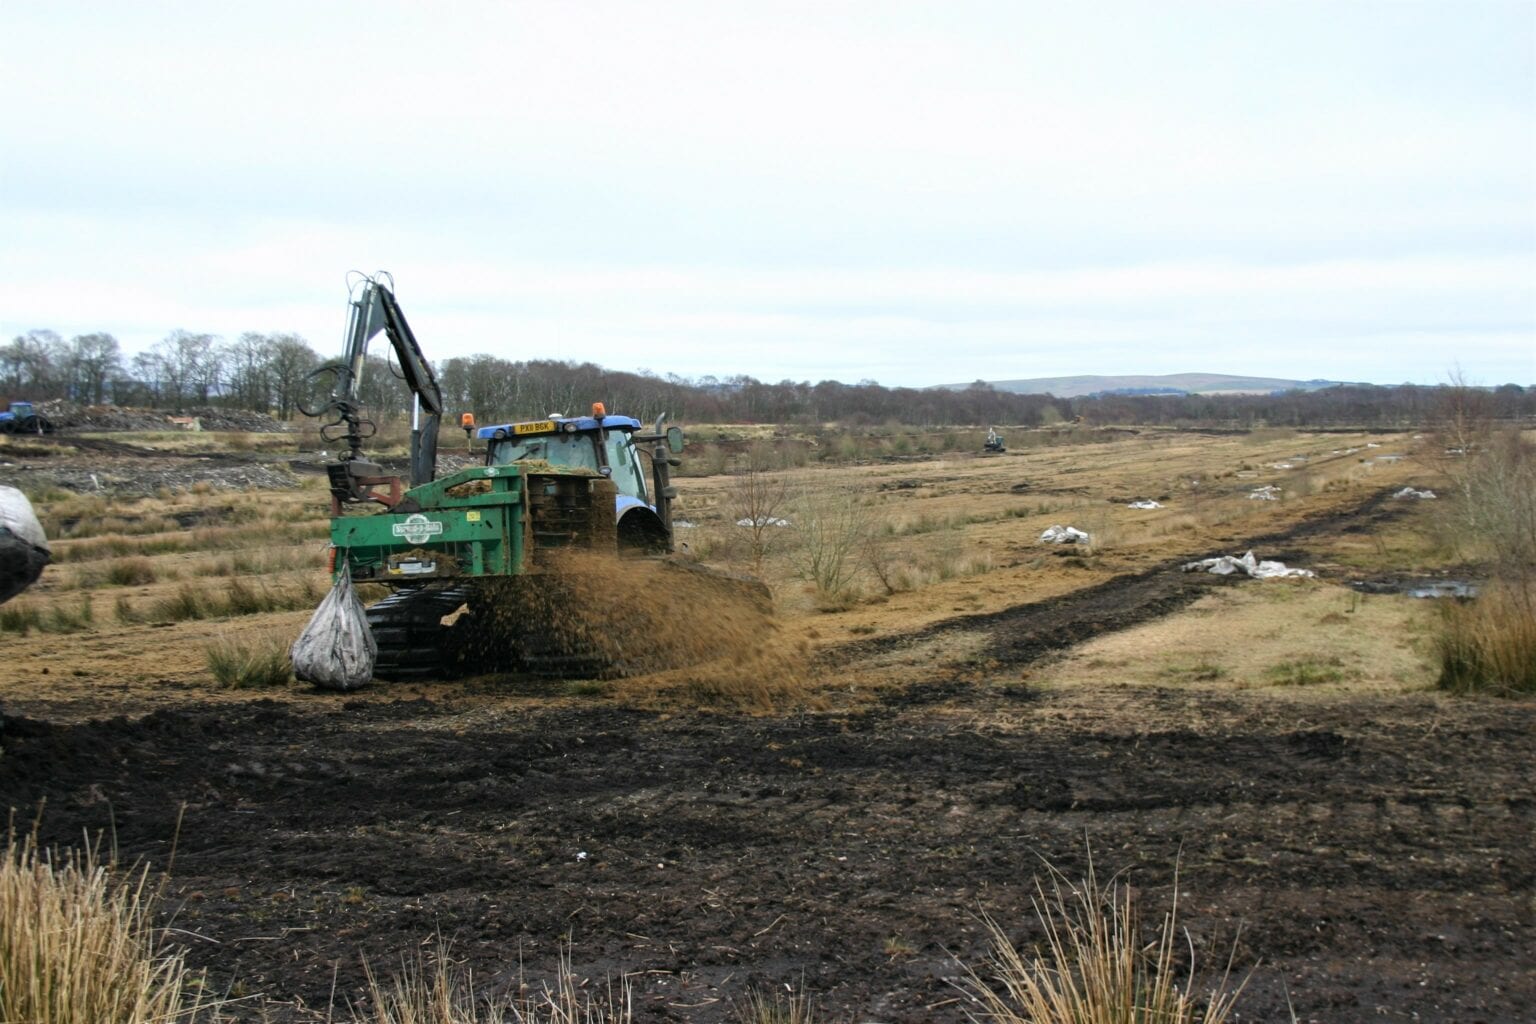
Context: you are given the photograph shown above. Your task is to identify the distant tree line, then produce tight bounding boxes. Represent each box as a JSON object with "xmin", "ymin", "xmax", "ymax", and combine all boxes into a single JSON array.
[
  {"xmin": 1073, "ymin": 382, "xmax": 1534, "ymax": 429},
  {"xmin": 5, "ymin": 326, "xmax": 1532, "ymax": 429}
]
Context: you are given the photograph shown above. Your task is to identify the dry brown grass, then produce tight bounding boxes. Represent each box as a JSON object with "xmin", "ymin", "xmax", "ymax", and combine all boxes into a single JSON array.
[
  {"xmin": 353, "ymin": 944, "xmax": 631, "ymax": 1024},
  {"xmin": 964, "ymin": 859, "xmax": 1248, "ymax": 1024},
  {"xmin": 0, "ymin": 834, "xmax": 211, "ymax": 1024},
  {"xmin": 1431, "ymin": 427, "xmax": 1536, "ymax": 694},
  {"xmin": 0, "ymin": 593, "xmax": 95, "ymax": 634},
  {"xmin": 733, "ymin": 985, "xmax": 817, "ymax": 1024},
  {"xmin": 2, "ymin": 424, "xmax": 1431, "ymax": 701},
  {"xmin": 205, "ymin": 631, "xmax": 295, "ymax": 689},
  {"xmin": 1032, "ymin": 584, "xmax": 1437, "ymax": 695},
  {"xmin": 1437, "ymin": 580, "xmax": 1536, "ymax": 695},
  {"xmin": 149, "ymin": 576, "xmax": 323, "ymax": 622}
]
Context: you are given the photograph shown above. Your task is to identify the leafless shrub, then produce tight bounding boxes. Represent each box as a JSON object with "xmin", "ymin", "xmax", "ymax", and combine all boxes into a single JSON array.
[
  {"xmin": 791, "ymin": 481, "xmax": 872, "ymax": 609},
  {"xmin": 732, "ymin": 442, "xmax": 792, "ymax": 573}
]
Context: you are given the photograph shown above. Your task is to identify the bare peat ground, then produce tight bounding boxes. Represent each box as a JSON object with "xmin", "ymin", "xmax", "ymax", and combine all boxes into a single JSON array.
[
  {"xmin": 3, "ymin": 592, "xmax": 1533, "ymax": 1024},
  {"xmin": 1, "ymin": 434, "xmax": 1530, "ymax": 1023}
]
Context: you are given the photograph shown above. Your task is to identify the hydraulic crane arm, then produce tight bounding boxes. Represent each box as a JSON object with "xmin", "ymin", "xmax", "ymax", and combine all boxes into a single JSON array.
[{"xmin": 301, "ymin": 272, "xmax": 445, "ymax": 506}]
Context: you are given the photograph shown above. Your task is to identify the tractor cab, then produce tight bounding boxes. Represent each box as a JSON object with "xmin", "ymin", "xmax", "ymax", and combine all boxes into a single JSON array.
[
  {"xmin": 481, "ymin": 414, "xmax": 649, "ymax": 502},
  {"xmin": 476, "ymin": 405, "xmax": 683, "ymax": 551}
]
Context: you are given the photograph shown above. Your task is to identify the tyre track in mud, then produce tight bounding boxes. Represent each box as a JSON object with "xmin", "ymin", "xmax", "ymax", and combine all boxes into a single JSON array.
[{"xmin": 824, "ymin": 485, "xmax": 1408, "ymax": 675}]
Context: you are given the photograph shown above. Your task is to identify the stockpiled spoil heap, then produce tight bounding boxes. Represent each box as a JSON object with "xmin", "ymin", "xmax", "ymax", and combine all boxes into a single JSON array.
[{"xmin": 35, "ymin": 402, "xmax": 296, "ymax": 433}]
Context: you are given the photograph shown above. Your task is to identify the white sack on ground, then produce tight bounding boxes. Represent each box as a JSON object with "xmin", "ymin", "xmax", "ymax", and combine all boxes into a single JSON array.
[
  {"xmin": 1127, "ymin": 500, "xmax": 1163, "ymax": 509},
  {"xmin": 1183, "ymin": 550, "xmax": 1315, "ymax": 579},
  {"xmin": 1249, "ymin": 485, "xmax": 1281, "ymax": 501},
  {"xmin": 737, "ymin": 516, "xmax": 792, "ymax": 528},
  {"xmin": 0, "ymin": 485, "xmax": 51, "ymax": 604},
  {"xmin": 291, "ymin": 562, "xmax": 377, "ymax": 690},
  {"xmin": 1393, "ymin": 487, "xmax": 1437, "ymax": 500},
  {"xmin": 1040, "ymin": 524, "xmax": 1090, "ymax": 544}
]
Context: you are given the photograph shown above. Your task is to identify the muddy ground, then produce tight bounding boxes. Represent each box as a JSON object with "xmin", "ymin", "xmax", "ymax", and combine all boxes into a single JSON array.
[
  {"xmin": 3, "ymin": 582, "xmax": 1531, "ymax": 1024},
  {"xmin": 1, "ymin": 429, "xmax": 1530, "ymax": 1023}
]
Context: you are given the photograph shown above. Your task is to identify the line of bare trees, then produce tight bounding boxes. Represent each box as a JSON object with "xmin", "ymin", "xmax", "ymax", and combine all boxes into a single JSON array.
[
  {"xmin": 2, "ymin": 329, "xmax": 325, "ymax": 417},
  {"xmin": 6, "ymin": 326, "xmax": 1532, "ymax": 428}
]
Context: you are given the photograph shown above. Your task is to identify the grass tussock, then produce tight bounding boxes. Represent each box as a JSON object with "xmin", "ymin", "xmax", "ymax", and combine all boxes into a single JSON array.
[
  {"xmin": 734, "ymin": 986, "xmax": 817, "ymax": 1024},
  {"xmin": 56, "ymin": 514, "xmax": 179, "ymax": 540},
  {"xmin": 354, "ymin": 944, "xmax": 631, "ymax": 1024},
  {"xmin": 198, "ymin": 546, "xmax": 320, "ymax": 577},
  {"xmin": 150, "ymin": 577, "xmax": 322, "ymax": 623},
  {"xmin": 1437, "ymin": 580, "xmax": 1536, "ymax": 695},
  {"xmin": 964, "ymin": 859, "xmax": 1248, "ymax": 1024},
  {"xmin": 0, "ymin": 834, "xmax": 210, "ymax": 1024},
  {"xmin": 673, "ymin": 649, "xmax": 810, "ymax": 711},
  {"xmin": 1433, "ymin": 426, "xmax": 1536, "ymax": 694},
  {"xmin": 55, "ymin": 519, "xmax": 328, "ymax": 565},
  {"xmin": 0, "ymin": 595, "xmax": 94, "ymax": 635},
  {"xmin": 206, "ymin": 634, "xmax": 295, "ymax": 689},
  {"xmin": 54, "ymin": 532, "xmax": 191, "ymax": 563},
  {"xmin": 106, "ymin": 557, "xmax": 159, "ymax": 586},
  {"xmin": 866, "ymin": 533, "xmax": 995, "ymax": 597}
]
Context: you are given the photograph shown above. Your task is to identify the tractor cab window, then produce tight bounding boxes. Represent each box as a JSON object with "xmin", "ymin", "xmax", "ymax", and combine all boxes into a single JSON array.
[
  {"xmin": 489, "ymin": 432, "xmax": 600, "ymax": 473},
  {"xmin": 604, "ymin": 432, "xmax": 648, "ymax": 500}
]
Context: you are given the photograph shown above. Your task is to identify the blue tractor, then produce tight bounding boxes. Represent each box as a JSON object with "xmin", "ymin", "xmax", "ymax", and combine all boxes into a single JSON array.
[{"xmin": 0, "ymin": 401, "xmax": 54, "ymax": 435}]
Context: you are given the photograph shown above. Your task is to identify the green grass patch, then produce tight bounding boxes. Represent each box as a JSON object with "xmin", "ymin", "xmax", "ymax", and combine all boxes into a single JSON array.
[
  {"xmin": 205, "ymin": 635, "xmax": 294, "ymax": 689},
  {"xmin": 1160, "ymin": 660, "xmax": 1228, "ymax": 683},
  {"xmin": 1265, "ymin": 655, "xmax": 1350, "ymax": 687}
]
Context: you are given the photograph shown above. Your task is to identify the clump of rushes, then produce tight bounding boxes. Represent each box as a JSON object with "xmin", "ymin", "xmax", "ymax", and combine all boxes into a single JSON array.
[
  {"xmin": 106, "ymin": 558, "xmax": 158, "ymax": 586},
  {"xmin": 734, "ymin": 985, "xmax": 817, "ymax": 1024},
  {"xmin": 150, "ymin": 577, "xmax": 322, "ymax": 623},
  {"xmin": 1438, "ymin": 580, "xmax": 1536, "ymax": 695},
  {"xmin": 205, "ymin": 634, "xmax": 294, "ymax": 689},
  {"xmin": 0, "ymin": 597, "xmax": 93, "ymax": 635},
  {"xmin": 150, "ymin": 585, "xmax": 208, "ymax": 622},
  {"xmin": 964, "ymin": 858, "xmax": 1249, "ymax": 1024},
  {"xmin": 356, "ymin": 942, "xmax": 632, "ymax": 1024},
  {"xmin": 0, "ymin": 834, "xmax": 214, "ymax": 1023},
  {"xmin": 0, "ymin": 602, "xmax": 43, "ymax": 634}
]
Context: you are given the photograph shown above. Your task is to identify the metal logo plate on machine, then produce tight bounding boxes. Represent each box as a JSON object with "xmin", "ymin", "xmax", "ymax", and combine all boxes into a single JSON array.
[{"xmin": 393, "ymin": 513, "xmax": 444, "ymax": 545}]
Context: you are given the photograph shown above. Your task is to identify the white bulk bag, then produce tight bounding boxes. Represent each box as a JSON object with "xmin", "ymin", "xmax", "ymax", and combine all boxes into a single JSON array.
[
  {"xmin": 0, "ymin": 485, "xmax": 50, "ymax": 604},
  {"xmin": 291, "ymin": 562, "xmax": 377, "ymax": 690}
]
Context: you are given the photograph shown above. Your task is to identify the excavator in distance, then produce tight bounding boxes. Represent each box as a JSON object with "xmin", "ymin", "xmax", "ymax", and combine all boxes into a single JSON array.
[{"xmin": 299, "ymin": 272, "xmax": 717, "ymax": 682}]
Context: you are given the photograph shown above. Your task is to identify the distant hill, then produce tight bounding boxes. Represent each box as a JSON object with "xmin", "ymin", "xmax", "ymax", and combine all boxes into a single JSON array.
[{"xmin": 934, "ymin": 373, "xmax": 1355, "ymax": 398}]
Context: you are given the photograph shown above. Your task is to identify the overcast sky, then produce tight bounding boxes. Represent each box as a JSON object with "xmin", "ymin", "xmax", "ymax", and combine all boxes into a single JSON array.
[{"xmin": 2, "ymin": 1, "xmax": 1532, "ymax": 388}]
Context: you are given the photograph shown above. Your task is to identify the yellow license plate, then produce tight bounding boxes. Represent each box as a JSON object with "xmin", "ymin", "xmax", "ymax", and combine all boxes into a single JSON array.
[{"xmin": 512, "ymin": 420, "xmax": 556, "ymax": 435}]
